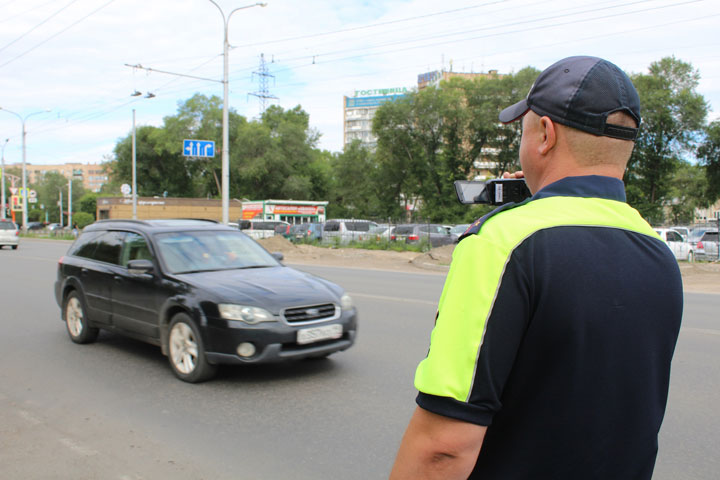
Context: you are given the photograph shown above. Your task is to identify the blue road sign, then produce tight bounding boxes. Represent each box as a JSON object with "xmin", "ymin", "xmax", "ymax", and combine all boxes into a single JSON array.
[{"xmin": 183, "ymin": 139, "xmax": 216, "ymax": 157}]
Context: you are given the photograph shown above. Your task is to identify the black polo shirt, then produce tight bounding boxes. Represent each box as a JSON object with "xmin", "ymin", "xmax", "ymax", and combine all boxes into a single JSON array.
[{"xmin": 414, "ymin": 176, "xmax": 683, "ymax": 479}]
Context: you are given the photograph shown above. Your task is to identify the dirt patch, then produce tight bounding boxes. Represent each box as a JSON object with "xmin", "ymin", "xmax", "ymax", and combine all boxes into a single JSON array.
[{"xmin": 258, "ymin": 238, "xmax": 720, "ymax": 293}]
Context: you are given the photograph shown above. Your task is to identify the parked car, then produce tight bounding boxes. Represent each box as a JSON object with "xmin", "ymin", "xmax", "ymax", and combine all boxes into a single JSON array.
[
  {"xmin": 654, "ymin": 228, "xmax": 694, "ymax": 262},
  {"xmin": 0, "ymin": 219, "xmax": 19, "ymax": 249},
  {"xmin": 55, "ymin": 219, "xmax": 357, "ymax": 382},
  {"xmin": 669, "ymin": 226, "xmax": 690, "ymax": 241},
  {"xmin": 274, "ymin": 223, "xmax": 292, "ymax": 238},
  {"xmin": 238, "ymin": 219, "xmax": 290, "ymax": 240},
  {"xmin": 322, "ymin": 219, "xmax": 378, "ymax": 245},
  {"xmin": 26, "ymin": 221, "xmax": 45, "ymax": 231},
  {"xmin": 369, "ymin": 224, "xmax": 393, "ymax": 242},
  {"xmin": 449, "ymin": 223, "xmax": 471, "ymax": 243},
  {"xmin": 391, "ymin": 224, "xmax": 454, "ymax": 248},
  {"xmin": 47, "ymin": 223, "xmax": 62, "ymax": 231},
  {"xmin": 692, "ymin": 228, "xmax": 719, "ymax": 261},
  {"xmin": 288, "ymin": 223, "xmax": 323, "ymax": 242}
]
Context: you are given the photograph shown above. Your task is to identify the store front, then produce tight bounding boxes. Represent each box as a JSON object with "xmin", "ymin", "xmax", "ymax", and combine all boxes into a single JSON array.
[{"xmin": 240, "ymin": 200, "xmax": 328, "ymax": 224}]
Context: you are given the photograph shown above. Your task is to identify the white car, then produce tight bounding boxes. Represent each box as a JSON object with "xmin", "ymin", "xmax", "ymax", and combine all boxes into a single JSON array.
[
  {"xmin": 655, "ymin": 228, "xmax": 693, "ymax": 262},
  {"xmin": 0, "ymin": 220, "xmax": 19, "ymax": 250}
]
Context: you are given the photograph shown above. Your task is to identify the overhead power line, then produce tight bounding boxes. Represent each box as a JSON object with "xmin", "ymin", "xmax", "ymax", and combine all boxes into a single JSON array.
[
  {"xmin": 0, "ymin": 0, "xmax": 81, "ymax": 55},
  {"xmin": 0, "ymin": 0, "xmax": 116, "ymax": 69}
]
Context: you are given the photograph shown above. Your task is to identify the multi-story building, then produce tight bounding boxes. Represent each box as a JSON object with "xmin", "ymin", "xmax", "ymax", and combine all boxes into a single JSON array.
[
  {"xmin": 343, "ymin": 88, "xmax": 409, "ymax": 150},
  {"xmin": 6, "ymin": 162, "xmax": 109, "ymax": 192},
  {"xmin": 343, "ymin": 70, "xmax": 504, "ymax": 151}
]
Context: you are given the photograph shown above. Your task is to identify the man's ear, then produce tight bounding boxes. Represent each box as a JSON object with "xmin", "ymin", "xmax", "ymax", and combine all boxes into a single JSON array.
[{"xmin": 538, "ymin": 116, "xmax": 556, "ymax": 155}]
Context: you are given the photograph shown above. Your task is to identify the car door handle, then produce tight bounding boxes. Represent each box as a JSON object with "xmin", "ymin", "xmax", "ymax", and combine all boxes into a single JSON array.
[
  {"xmin": 114, "ymin": 275, "xmax": 123, "ymax": 283},
  {"xmin": 81, "ymin": 268, "xmax": 89, "ymax": 275}
]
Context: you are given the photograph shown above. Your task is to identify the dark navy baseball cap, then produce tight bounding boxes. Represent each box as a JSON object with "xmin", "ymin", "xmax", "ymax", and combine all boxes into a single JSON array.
[{"xmin": 499, "ymin": 56, "xmax": 641, "ymax": 140}]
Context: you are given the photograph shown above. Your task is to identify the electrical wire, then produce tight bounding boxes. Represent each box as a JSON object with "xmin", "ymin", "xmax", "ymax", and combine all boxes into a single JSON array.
[
  {"xmin": 0, "ymin": 0, "xmax": 81, "ymax": 55},
  {"xmin": 0, "ymin": 0, "xmax": 116, "ymax": 69}
]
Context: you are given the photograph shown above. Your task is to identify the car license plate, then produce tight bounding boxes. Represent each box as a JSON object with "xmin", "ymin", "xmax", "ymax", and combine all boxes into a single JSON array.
[{"xmin": 297, "ymin": 324, "xmax": 342, "ymax": 345}]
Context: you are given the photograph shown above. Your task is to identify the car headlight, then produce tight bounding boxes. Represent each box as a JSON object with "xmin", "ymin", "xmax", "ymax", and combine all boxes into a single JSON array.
[
  {"xmin": 340, "ymin": 294, "xmax": 354, "ymax": 310},
  {"xmin": 218, "ymin": 304, "xmax": 275, "ymax": 324}
]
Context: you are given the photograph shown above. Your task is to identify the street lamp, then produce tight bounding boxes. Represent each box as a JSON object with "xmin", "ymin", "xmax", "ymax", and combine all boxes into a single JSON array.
[
  {"xmin": 206, "ymin": 1, "xmax": 267, "ymax": 224},
  {"xmin": 0, "ymin": 107, "xmax": 51, "ymax": 232},
  {"xmin": 1, "ymin": 138, "xmax": 8, "ymax": 220}
]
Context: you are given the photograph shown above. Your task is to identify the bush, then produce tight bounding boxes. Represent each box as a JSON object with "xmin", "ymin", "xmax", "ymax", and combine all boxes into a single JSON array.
[{"xmin": 72, "ymin": 212, "xmax": 95, "ymax": 229}]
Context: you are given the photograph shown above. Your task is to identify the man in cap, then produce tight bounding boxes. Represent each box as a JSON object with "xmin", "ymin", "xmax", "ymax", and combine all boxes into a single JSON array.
[{"xmin": 390, "ymin": 56, "xmax": 683, "ymax": 479}]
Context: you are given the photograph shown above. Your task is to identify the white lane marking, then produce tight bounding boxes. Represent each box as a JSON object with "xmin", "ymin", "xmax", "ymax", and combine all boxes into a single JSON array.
[
  {"xmin": 59, "ymin": 437, "xmax": 98, "ymax": 456},
  {"xmin": 349, "ymin": 292, "xmax": 438, "ymax": 306},
  {"xmin": 17, "ymin": 410, "xmax": 42, "ymax": 425},
  {"xmin": 681, "ymin": 327, "xmax": 720, "ymax": 336}
]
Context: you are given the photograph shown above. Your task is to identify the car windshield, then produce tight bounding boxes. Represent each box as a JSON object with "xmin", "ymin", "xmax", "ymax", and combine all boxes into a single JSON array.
[{"xmin": 154, "ymin": 230, "xmax": 280, "ymax": 274}]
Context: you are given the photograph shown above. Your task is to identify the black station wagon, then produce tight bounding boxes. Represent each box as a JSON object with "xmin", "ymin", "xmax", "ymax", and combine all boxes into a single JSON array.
[{"xmin": 55, "ymin": 219, "xmax": 358, "ymax": 382}]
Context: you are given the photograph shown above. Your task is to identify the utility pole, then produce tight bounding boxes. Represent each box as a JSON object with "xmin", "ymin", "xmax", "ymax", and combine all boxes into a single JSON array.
[
  {"xmin": 68, "ymin": 177, "xmax": 72, "ymax": 229},
  {"xmin": 1, "ymin": 138, "xmax": 8, "ymax": 220}
]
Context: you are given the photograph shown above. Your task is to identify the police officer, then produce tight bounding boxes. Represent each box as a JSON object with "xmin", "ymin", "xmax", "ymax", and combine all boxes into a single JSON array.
[{"xmin": 390, "ymin": 56, "xmax": 683, "ymax": 479}]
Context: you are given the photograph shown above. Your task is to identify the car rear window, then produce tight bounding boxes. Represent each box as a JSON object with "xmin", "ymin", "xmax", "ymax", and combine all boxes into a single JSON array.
[
  {"xmin": 702, "ymin": 232, "xmax": 718, "ymax": 242},
  {"xmin": 394, "ymin": 225, "xmax": 416, "ymax": 235},
  {"xmin": 0, "ymin": 222, "xmax": 17, "ymax": 230}
]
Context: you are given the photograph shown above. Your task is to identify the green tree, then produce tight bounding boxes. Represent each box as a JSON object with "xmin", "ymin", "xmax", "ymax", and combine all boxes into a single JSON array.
[
  {"xmin": 697, "ymin": 120, "xmax": 720, "ymax": 203},
  {"xmin": 372, "ymin": 69, "xmax": 538, "ymax": 222},
  {"xmin": 627, "ymin": 57, "xmax": 708, "ymax": 223},
  {"xmin": 329, "ymin": 140, "xmax": 382, "ymax": 218},
  {"xmin": 78, "ymin": 192, "xmax": 98, "ymax": 218},
  {"xmin": 666, "ymin": 162, "xmax": 709, "ymax": 224},
  {"xmin": 30, "ymin": 172, "xmax": 84, "ymax": 226}
]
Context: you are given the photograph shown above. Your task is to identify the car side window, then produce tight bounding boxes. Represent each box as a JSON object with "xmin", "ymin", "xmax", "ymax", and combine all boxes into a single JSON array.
[
  {"xmin": 121, "ymin": 232, "xmax": 153, "ymax": 267},
  {"xmin": 91, "ymin": 231, "xmax": 126, "ymax": 265},
  {"xmin": 667, "ymin": 231, "xmax": 682, "ymax": 242},
  {"xmin": 324, "ymin": 223, "xmax": 339, "ymax": 232},
  {"xmin": 69, "ymin": 231, "xmax": 103, "ymax": 258}
]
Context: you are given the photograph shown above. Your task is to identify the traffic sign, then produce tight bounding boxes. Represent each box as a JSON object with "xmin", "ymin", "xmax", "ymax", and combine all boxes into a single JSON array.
[
  {"xmin": 121, "ymin": 184, "xmax": 131, "ymax": 195},
  {"xmin": 183, "ymin": 139, "xmax": 215, "ymax": 158}
]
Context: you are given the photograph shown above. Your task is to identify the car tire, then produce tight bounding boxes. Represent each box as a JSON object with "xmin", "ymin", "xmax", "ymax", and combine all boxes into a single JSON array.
[
  {"xmin": 11, "ymin": 245, "xmax": 17, "ymax": 250},
  {"xmin": 64, "ymin": 291, "xmax": 99, "ymax": 344},
  {"xmin": 687, "ymin": 251, "xmax": 694, "ymax": 263},
  {"xmin": 167, "ymin": 313, "xmax": 217, "ymax": 383}
]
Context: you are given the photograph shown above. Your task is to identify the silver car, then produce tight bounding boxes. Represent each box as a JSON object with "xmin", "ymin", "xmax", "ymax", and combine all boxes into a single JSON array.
[
  {"xmin": 0, "ymin": 220, "xmax": 19, "ymax": 250},
  {"xmin": 692, "ymin": 229, "xmax": 718, "ymax": 261}
]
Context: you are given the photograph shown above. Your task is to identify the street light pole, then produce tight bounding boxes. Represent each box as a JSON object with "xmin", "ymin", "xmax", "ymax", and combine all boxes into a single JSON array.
[
  {"xmin": 0, "ymin": 108, "xmax": 50, "ymax": 232},
  {"xmin": 132, "ymin": 108, "xmax": 137, "ymax": 219},
  {"xmin": 206, "ymin": 1, "xmax": 266, "ymax": 224},
  {"xmin": 1, "ymin": 138, "xmax": 8, "ymax": 220}
]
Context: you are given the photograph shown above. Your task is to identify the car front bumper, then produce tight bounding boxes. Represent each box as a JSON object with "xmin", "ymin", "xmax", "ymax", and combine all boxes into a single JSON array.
[{"xmin": 203, "ymin": 310, "xmax": 358, "ymax": 364}]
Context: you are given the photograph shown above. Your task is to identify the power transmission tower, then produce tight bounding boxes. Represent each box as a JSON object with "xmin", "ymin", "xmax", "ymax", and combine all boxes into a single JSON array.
[{"xmin": 249, "ymin": 54, "xmax": 278, "ymax": 116}]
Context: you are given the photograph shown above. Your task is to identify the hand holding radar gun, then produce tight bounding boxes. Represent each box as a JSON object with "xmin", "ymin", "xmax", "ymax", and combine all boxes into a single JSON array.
[{"xmin": 454, "ymin": 172, "xmax": 531, "ymax": 205}]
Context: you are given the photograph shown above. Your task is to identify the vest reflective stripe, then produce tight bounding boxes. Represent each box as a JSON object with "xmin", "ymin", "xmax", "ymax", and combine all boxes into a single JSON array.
[{"xmin": 414, "ymin": 196, "xmax": 661, "ymax": 403}]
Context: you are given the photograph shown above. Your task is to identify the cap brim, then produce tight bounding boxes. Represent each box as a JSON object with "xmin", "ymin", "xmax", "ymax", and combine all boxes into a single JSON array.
[{"xmin": 499, "ymin": 99, "xmax": 530, "ymax": 124}]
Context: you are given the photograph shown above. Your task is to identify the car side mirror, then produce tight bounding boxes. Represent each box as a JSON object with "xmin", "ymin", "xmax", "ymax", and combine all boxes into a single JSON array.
[
  {"xmin": 127, "ymin": 259, "xmax": 154, "ymax": 275},
  {"xmin": 271, "ymin": 252, "xmax": 284, "ymax": 262}
]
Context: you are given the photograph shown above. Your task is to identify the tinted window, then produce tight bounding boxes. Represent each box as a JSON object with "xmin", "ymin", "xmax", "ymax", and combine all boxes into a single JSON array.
[
  {"xmin": 347, "ymin": 222, "xmax": 373, "ymax": 232},
  {"xmin": 666, "ymin": 231, "xmax": 683, "ymax": 242},
  {"xmin": 395, "ymin": 225, "xmax": 416, "ymax": 235},
  {"xmin": 324, "ymin": 223, "xmax": 340, "ymax": 232},
  {"xmin": 70, "ymin": 231, "xmax": 103, "ymax": 258},
  {"xmin": 702, "ymin": 232, "xmax": 718, "ymax": 242},
  {"xmin": 0, "ymin": 222, "xmax": 16, "ymax": 230},
  {"xmin": 120, "ymin": 232, "xmax": 153, "ymax": 267},
  {"xmin": 92, "ymin": 231, "xmax": 125, "ymax": 264}
]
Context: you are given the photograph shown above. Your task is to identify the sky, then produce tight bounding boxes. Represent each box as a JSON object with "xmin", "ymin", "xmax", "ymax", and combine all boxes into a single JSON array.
[{"xmin": 0, "ymin": 0, "xmax": 719, "ymax": 167}]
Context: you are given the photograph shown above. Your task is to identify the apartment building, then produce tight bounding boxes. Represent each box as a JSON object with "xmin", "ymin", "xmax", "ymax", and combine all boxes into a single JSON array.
[{"xmin": 6, "ymin": 162, "xmax": 108, "ymax": 192}]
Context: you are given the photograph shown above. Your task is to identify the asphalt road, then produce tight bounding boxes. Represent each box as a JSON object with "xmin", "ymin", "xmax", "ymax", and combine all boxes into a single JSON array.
[{"xmin": 0, "ymin": 238, "xmax": 718, "ymax": 479}]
